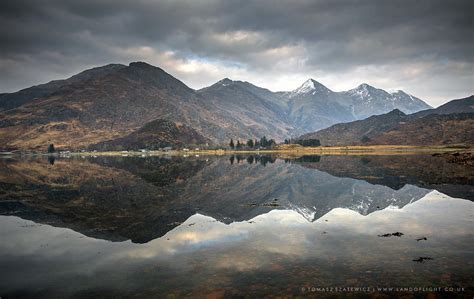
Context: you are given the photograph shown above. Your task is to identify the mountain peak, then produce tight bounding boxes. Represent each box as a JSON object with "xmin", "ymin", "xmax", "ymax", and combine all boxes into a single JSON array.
[
  {"xmin": 125, "ymin": 61, "xmax": 169, "ymax": 76},
  {"xmin": 303, "ymin": 78, "xmax": 317, "ymax": 85},
  {"xmin": 290, "ymin": 79, "xmax": 331, "ymax": 97},
  {"xmin": 128, "ymin": 61, "xmax": 155, "ymax": 68},
  {"xmin": 346, "ymin": 83, "xmax": 380, "ymax": 98},
  {"xmin": 386, "ymin": 108, "xmax": 406, "ymax": 116},
  {"xmin": 217, "ymin": 78, "xmax": 234, "ymax": 86},
  {"xmin": 356, "ymin": 83, "xmax": 375, "ymax": 90},
  {"xmin": 390, "ymin": 89, "xmax": 407, "ymax": 95}
]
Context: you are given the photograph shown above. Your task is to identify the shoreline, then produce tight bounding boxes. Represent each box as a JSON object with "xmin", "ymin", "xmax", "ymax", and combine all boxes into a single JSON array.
[{"xmin": 5, "ymin": 145, "xmax": 470, "ymax": 157}]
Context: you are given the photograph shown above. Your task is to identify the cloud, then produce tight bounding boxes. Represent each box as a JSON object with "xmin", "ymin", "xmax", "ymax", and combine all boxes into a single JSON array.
[{"xmin": 0, "ymin": 0, "xmax": 473, "ymax": 106}]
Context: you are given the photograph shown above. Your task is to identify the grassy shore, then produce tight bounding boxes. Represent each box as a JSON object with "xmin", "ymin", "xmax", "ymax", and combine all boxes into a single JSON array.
[{"xmin": 68, "ymin": 144, "xmax": 472, "ymax": 157}]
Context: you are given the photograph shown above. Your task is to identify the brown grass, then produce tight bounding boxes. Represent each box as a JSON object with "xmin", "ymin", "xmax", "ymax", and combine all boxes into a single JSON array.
[{"xmin": 69, "ymin": 144, "xmax": 473, "ymax": 157}]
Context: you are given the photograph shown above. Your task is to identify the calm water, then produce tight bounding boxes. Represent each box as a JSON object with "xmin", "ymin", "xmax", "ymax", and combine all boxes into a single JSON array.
[{"xmin": 0, "ymin": 154, "xmax": 473, "ymax": 298}]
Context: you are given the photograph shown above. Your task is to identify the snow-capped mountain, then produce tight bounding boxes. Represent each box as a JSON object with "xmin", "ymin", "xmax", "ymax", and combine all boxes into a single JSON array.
[
  {"xmin": 344, "ymin": 83, "xmax": 431, "ymax": 119},
  {"xmin": 390, "ymin": 89, "xmax": 433, "ymax": 112},
  {"xmin": 286, "ymin": 78, "xmax": 333, "ymax": 98},
  {"xmin": 281, "ymin": 79, "xmax": 354, "ymax": 133},
  {"xmin": 279, "ymin": 79, "xmax": 431, "ymax": 134}
]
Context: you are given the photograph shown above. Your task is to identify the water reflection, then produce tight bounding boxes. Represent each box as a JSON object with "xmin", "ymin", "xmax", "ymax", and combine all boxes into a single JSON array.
[{"xmin": 0, "ymin": 155, "xmax": 472, "ymax": 297}]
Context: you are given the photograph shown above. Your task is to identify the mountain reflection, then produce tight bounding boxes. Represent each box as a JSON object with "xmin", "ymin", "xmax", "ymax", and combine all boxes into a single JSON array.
[
  {"xmin": 0, "ymin": 154, "xmax": 472, "ymax": 243},
  {"xmin": 0, "ymin": 191, "xmax": 472, "ymax": 298}
]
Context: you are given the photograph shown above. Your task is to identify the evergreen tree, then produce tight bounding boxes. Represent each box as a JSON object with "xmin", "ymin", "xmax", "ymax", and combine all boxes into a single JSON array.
[
  {"xmin": 236, "ymin": 140, "xmax": 242, "ymax": 149},
  {"xmin": 47, "ymin": 144, "xmax": 55, "ymax": 153},
  {"xmin": 246, "ymin": 139, "xmax": 254, "ymax": 148},
  {"xmin": 229, "ymin": 139, "xmax": 235, "ymax": 149}
]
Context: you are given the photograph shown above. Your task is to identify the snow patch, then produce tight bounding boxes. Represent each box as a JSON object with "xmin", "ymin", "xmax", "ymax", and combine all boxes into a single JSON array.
[{"xmin": 289, "ymin": 79, "xmax": 330, "ymax": 98}]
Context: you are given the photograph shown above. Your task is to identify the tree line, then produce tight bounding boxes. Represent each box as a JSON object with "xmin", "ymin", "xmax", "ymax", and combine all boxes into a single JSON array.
[
  {"xmin": 228, "ymin": 136, "xmax": 321, "ymax": 149},
  {"xmin": 228, "ymin": 136, "xmax": 276, "ymax": 149},
  {"xmin": 229, "ymin": 155, "xmax": 276, "ymax": 166}
]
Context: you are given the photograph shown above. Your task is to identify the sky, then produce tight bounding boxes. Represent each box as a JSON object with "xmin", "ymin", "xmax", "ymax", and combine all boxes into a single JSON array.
[{"xmin": 0, "ymin": 0, "xmax": 472, "ymax": 107}]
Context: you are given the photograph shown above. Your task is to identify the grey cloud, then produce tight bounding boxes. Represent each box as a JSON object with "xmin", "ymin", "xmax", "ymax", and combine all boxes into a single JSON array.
[{"xmin": 0, "ymin": 0, "xmax": 472, "ymax": 106}]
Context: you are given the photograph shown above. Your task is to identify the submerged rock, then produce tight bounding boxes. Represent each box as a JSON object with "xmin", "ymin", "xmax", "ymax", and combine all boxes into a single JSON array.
[
  {"xmin": 413, "ymin": 257, "xmax": 434, "ymax": 263},
  {"xmin": 378, "ymin": 232, "xmax": 404, "ymax": 237}
]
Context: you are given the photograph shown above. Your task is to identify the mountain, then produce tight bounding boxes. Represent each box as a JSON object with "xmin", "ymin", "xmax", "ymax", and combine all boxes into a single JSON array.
[
  {"xmin": 344, "ymin": 84, "xmax": 431, "ymax": 119},
  {"xmin": 0, "ymin": 62, "xmax": 434, "ymax": 150},
  {"xmin": 277, "ymin": 80, "xmax": 431, "ymax": 134},
  {"xmin": 90, "ymin": 119, "xmax": 208, "ymax": 151},
  {"xmin": 198, "ymin": 78, "xmax": 431, "ymax": 137},
  {"xmin": 282, "ymin": 79, "xmax": 355, "ymax": 133},
  {"xmin": 0, "ymin": 62, "xmax": 238, "ymax": 149},
  {"xmin": 299, "ymin": 109, "xmax": 409, "ymax": 145},
  {"xmin": 299, "ymin": 95, "xmax": 474, "ymax": 146},
  {"xmin": 369, "ymin": 113, "xmax": 474, "ymax": 145},
  {"xmin": 0, "ymin": 64, "xmax": 127, "ymax": 111},
  {"xmin": 197, "ymin": 78, "xmax": 294, "ymax": 139},
  {"xmin": 414, "ymin": 95, "xmax": 474, "ymax": 117},
  {"xmin": 390, "ymin": 90, "xmax": 434, "ymax": 113}
]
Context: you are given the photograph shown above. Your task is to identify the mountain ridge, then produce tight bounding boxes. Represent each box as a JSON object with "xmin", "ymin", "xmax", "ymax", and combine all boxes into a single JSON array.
[
  {"xmin": 0, "ymin": 61, "xmax": 444, "ymax": 150},
  {"xmin": 299, "ymin": 95, "xmax": 474, "ymax": 146}
]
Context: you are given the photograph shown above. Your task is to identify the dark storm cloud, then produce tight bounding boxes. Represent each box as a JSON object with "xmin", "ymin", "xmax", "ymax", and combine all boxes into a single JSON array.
[{"xmin": 0, "ymin": 0, "xmax": 472, "ymax": 106}]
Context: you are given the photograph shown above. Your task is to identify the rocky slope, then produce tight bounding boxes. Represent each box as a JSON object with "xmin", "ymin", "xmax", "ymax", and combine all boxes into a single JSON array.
[
  {"xmin": 300, "ymin": 95, "xmax": 474, "ymax": 146},
  {"xmin": 0, "ymin": 64, "xmax": 126, "ymax": 111},
  {"xmin": 299, "ymin": 109, "xmax": 409, "ymax": 145},
  {"xmin": 343, "ymin": 84, "xmax": 430, "ymax": 119},
  {"xmin": 90, "ymin": 119, "xmax": 209, "ymax": 150},
  {"xmin": 370, "ymin": 113, "xmax": 474, "ymax": 145},
  {"xmin": 414, "ymin": 95, "xmax": 474, "ymax": 117},
  {"xmin": 197, "ymin": 79, "xmax": 294, "ymax": 139}
]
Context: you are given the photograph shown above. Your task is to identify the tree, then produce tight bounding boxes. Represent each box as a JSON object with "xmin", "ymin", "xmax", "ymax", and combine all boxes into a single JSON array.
[
  {"xmin": 284, "ymin": 139, "xmax": 289, "ymax": 144},
  {"xmin": 246, "ymin": 139, "xmax": 254, "ymax": 148},
  {"xmin": 47, "ymin": 144, "xmax": 55, "ymax": 153},
  {"xmin": 260, "ymin": 136, "xmax": 268, "ymax": 147},
  {"xmin": 296, "ymin": 139, "xmax": 321, "ymax": 147},
  {"xmin": 236, "ymin": 140, "xmax": 242, "ymax": 149},
  {"xmin": 229, "ymin": 139, "xmax": 235, "ymax": 149},
  {"xmin": 268, "ymin": 139, "xmax": 276, "ymax": 147},
  {"xmin": 246, "ymin": 155, "xmax": 254, "ymax": 164}
]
